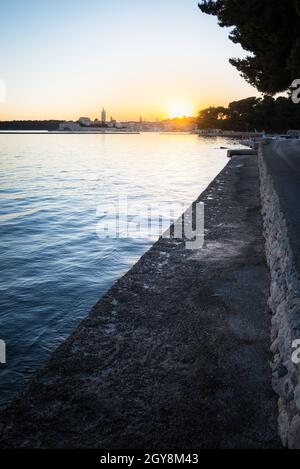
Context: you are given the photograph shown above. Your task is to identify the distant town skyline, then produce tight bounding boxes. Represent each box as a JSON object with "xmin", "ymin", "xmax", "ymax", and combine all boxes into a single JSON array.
[
  {"xmin": 70, "ymin": 108, "xmax": 198, "ymax": 124},
  {"xmin": 0, "ymin": 0, "xmax": 261, "ymax": 121}
]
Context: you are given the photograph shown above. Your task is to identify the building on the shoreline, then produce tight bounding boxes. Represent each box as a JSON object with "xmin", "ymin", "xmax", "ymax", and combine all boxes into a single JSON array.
[
  {"xmin": 58, "ymin": 112, "xmax": 198, "ymax": 133},
  {"xmin": 59, "ymin": 108, "xmax": 109, "ymax": 131},
  {"xmin": 198, "ymin": 129, "xmax": 263, "ymax": 138},
  {"xmin": 58, "ymin": 121, "xmax": 106, "ymax": 132},
  {"xmin": 78, "ymin": 117, "xmax": 93, "ymax": 127},
  {"xmin": 107, "ymin": 117, "xmax": 116, "ymax": 128},
  {"xmin": 59, "ymin": 121, "xmax": 82, "ymax": 131},
  {"xmin": 101, "ymin": 108, "xmax": 106, "ymax": 125},
  {"xmin": 199, "ymin": 129, "xmax": 223, "ymax": 135},
  {"xmin": 287, "ymin": 130, "xmax": 300, "ymax": 137}
]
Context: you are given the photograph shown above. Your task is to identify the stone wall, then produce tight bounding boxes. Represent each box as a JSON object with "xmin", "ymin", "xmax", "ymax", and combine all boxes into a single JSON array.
[{"xmin": 259, "ymin": 145, "xmax": 300, "ymax": 449}]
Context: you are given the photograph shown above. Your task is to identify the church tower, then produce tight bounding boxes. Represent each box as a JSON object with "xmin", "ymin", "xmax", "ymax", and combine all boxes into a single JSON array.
[{"xmin": 101, "ymin": 108, "xmax": 106, "ymax": 125}]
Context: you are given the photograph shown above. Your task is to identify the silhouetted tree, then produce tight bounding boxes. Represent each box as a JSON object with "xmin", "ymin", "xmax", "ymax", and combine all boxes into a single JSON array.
[
  {"xmin": 197, "ymin": 106, "xmax": 228, "ymax": 129},
  {"xmin": 198, "ymin": 1, "xmax": 300, "ymax": 94},
  {"xmin": 0, "ymin": 121, "xmax": 62, "ymax": 131},
  {"xmin": 198, "ymin": 96, "xmax": 300, "ymax": 132}
]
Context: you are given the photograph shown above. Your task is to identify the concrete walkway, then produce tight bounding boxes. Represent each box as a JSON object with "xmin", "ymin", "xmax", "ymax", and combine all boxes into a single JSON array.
[
  {"xmin": 262, "ymin": 140, "xmax": 300, "ymax": 273},
  {"xmin": 0, "ymin": 155, "xmax": 281, "ymax": 449}
]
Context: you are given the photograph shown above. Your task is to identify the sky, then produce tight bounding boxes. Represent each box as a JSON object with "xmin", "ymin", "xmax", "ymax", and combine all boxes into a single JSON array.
[{"xmin": 0, "ymin": 0, "xmax": 261, "ymax": 121}]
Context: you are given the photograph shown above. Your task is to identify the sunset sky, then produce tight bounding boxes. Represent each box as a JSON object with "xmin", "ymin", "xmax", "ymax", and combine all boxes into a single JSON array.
[{"xmin": 0, "ymin": 0, "xmax": 261, "ymax": 121}]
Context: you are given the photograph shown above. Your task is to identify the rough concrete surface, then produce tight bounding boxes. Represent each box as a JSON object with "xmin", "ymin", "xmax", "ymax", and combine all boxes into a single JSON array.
[{"xmin": 0, "ymin": 155, "xmax": 281, "ymax": 449}]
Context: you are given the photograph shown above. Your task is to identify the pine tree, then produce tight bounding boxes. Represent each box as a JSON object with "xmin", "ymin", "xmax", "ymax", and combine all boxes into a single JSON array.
[{"xmin": 198, "ymin": 1, "xmax": 300, "ymax": 94}]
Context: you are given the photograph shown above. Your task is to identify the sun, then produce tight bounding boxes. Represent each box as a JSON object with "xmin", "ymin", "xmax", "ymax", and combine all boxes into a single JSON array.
[{"xmin": 169, "ymin": 102, "xmax": 193, "ymax": 119}]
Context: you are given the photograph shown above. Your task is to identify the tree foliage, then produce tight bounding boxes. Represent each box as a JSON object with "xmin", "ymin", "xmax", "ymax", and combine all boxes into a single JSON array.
[
  {"xmin": 198, "ymin": 1, "xmax": 300, "ymax": 94},
  {"xmin": 0, "ymin": 120, "xmax": 62, "ymax": 131},
  {"xmin": 198, "ymin": 96, "xmax": 300, "ymax": 132}
]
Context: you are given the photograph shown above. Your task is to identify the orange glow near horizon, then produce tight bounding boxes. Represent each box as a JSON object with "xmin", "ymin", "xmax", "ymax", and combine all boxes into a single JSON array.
[{"xmin": 0, "ymin": 96, "xmax": 242, "ymax": 122}]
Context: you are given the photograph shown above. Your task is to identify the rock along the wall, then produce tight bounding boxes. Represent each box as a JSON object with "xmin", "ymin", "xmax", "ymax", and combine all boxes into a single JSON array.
[{"xmin": 259, "ymin": 143, "xmax": 300, "ymax": 449}]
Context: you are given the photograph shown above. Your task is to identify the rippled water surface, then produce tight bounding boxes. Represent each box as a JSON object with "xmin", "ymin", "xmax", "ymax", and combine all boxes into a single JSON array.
[{"xmin": 0, "ymin": 133, "xmax": 231, "ymax": 406}]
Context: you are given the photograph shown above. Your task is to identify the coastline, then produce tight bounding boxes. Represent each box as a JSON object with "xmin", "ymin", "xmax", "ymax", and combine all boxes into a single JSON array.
[
  {"xmin": 0, "ymin": 131, "xmax": 141, "ymax": 135},
  {"xmin": 0, "ymin": 152, "xmax": 281, "ymax": 449}
]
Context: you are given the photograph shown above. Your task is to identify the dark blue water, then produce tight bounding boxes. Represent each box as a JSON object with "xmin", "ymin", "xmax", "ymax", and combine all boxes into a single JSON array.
[{"xmin": 0, "ymin": 133, "xmax": 230, "ymax": 406}]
